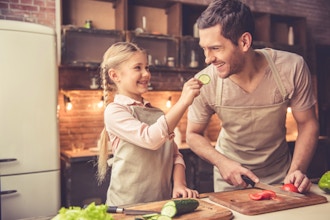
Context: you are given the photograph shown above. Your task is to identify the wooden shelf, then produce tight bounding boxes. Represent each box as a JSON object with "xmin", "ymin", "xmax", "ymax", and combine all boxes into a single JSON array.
[{"xmin": 60, "ymin": 0, "xmax": 308, "ymax": 90}]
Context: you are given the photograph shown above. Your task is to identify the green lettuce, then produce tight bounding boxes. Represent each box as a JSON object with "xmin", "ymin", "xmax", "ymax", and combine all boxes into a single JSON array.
[{"xmin": 52, "ymin": 202, "xmax": 114, "ymax": 220}]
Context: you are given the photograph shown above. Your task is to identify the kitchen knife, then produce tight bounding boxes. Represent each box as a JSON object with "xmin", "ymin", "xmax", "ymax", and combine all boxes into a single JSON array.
[
  {"xmin": 241, "ymin": 175, "xmax": 306, "ymax": 198},
  {"xmin": 107, "ymin": 206, "xmax": 160, "ymax": 215}
]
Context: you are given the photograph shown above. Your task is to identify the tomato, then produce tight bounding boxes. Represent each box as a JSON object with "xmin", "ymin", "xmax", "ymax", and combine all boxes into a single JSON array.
[
  {"xmin": 249, "ymin": 190, "xmax": 277, "ymax": 201},
  {"xmin": 281, "ymin": 183, "xmax": 299, "ymax": 193}
]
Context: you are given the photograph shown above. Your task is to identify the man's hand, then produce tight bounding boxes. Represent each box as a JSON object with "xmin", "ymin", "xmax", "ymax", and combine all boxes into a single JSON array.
[
  {"xmin": 215, "ymin": 157, "xmax": 259, "ymax": 188},
  {"xmin": 284, "ymin": 170, "xmax": 312, "ymax": 193}
]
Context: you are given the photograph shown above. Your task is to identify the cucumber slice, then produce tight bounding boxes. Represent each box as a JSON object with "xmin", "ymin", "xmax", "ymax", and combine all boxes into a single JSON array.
[
  {"xmin": 142, "ymin": 213, "xmax": 160, "ymax": 220},
  {"xmin": 161, "ymin": 199, "xmax": 199, "ymax": 217},
  {"xmin": 156, "ymin": 215, "xmax": 172, "ymax": 220},
  {"xmin": 198, "ymin": 74, "xmax": 211, "ymax": 84},
  {"xmin": 160, "ymin": 205, "xmax": 176, "ymax": 218}
]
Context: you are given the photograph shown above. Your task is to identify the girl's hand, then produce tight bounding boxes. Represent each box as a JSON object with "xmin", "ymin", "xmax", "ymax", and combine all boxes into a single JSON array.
[
  {"xmin": 178, "ymin": 78, "xmax": 203, "ymax": 108},
  {"xmin": 172, "ymin": 184, "xmax": 199, "ymax": 198}
]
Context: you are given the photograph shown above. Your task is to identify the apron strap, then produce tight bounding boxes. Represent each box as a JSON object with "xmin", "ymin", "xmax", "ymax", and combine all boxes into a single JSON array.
[
  {"xmin": 215, "ymin": 75, "xmax": 223, "ymax": 106},
  {"xmin": 259, "ymin": 50, "xmax": 288, "ymax": 100}
]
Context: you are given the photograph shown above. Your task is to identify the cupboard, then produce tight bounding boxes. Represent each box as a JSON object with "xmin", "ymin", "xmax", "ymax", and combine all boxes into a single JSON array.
[{"xmin": 59, "ymin": 0, "xmax": 307, "ymax": 90}]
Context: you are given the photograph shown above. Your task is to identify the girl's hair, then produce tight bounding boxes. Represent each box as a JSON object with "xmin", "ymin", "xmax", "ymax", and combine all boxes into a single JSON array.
[
  {"xmin": 197, "ymin": 0, "xmax": 255, "ymax": 46},
  {"xmin": 97, "ymin": 42, "xmax": 146, "ymax": 184}
]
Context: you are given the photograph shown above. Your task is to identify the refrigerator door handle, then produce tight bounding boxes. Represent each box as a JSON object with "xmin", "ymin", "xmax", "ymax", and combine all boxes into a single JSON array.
[
  {"xmin": 0, "ymin": 158, "xmax": 17, "ymax": 163},
  {"xmin": 0, "ymin": 190, "xmax": 17, "ymax": 195}
]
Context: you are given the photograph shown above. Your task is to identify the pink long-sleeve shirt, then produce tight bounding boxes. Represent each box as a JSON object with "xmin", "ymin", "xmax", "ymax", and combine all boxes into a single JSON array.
[{"xmin": 104, "ymin": 94, "xmax": 185, "ymax": 166}]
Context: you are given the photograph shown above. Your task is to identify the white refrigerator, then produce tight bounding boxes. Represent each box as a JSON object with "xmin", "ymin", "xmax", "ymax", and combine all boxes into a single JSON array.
[{"xmin": 0, "ymin": 20, "xmax": 60, "ymax": 219}]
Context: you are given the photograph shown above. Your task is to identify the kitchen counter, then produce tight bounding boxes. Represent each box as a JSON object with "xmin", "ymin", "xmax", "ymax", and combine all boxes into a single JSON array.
[
  {"xmin": 202, "ymin": 184, "xmax": 329, "ymax": 220},
  {"xmin": 60, "ymin": 142, "xmax": 192, "ymax": 162}
]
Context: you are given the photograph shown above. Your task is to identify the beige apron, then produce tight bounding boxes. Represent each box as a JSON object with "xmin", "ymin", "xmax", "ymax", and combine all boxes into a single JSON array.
[
  {"xmin": 106, "ymin": 106, "xmax": 174, "ymax": 206},
  {"xmin": 213, "ymin": 50, "xmax": 291, "ymax": 192}
]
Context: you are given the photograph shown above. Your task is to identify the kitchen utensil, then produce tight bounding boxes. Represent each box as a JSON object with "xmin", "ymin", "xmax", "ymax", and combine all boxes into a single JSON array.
[
  {"xmin": 107, "ymin": 206, "xmax": 159, "ymax": 215},
  {"xmin": 241, "ymin": 175, "xmax": 306, "ymax": 198}
]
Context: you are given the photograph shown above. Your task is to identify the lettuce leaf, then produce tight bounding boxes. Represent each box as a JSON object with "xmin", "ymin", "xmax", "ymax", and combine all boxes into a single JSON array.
[{"xmin": 52, "ymin": 202, "xmax": 113, "ymax": 220}]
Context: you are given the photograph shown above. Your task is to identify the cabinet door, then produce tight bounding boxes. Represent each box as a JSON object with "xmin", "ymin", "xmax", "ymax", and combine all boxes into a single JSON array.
[{"xmin": 61, "ymin": 158, "xmax": 110, "ymax": 207}]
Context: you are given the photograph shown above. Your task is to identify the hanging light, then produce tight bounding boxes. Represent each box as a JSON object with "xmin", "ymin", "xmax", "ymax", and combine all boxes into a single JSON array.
[
  {"xmin": 166, "ymin": 96, "xmax": 172, "ymax": 108},
  {"xmin": 98, "ymin": 96, "xmax": 104, "ymax": 108},
  {"xmin": 64, "ymin": 95, "xmax": 72, "ymax": 111}
]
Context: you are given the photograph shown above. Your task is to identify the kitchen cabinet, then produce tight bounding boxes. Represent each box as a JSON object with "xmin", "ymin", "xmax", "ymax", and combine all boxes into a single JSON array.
[
  {"xmin": 181, "ymin": 149, "xmax": 214, "ymax": 193},
  {"xmin": 253, "ymin": 12, "xmax": 307, "ymax": 58},
  {"xmin": 60, "ymin": 151, "xmax": 111, "ymax": 207},
  {"xmin": 59, "ymin": 0, "xmax": 308, "ymax": 90}
]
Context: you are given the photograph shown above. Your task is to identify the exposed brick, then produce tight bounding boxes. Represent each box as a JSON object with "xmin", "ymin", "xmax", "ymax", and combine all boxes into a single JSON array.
[
  {"xmin": 0, "ymin": 2, "xmax": 8, "ymax": 9},
  {"xmin": 21, "ymin": 0, "xmax": 33, "ymax": 4},
  {"xmin": 9, "ymin": 3, "xmax": 38, "ymax": 11}
]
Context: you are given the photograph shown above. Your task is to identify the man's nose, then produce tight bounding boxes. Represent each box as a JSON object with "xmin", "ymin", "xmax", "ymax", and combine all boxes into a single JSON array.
[{"xmin": 205, "ymin": 55, "xmax": 216, "ymax": 65}]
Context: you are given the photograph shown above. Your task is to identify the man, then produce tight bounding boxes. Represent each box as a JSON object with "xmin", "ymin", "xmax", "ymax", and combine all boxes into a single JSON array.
[{"xmin": 186, "ymin": 0, "xmax": 319, "ymax": 193}]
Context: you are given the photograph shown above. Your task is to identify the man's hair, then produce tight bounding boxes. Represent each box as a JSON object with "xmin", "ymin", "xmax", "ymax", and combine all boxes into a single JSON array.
[{"xmin": 197, "ymin": 0, "xmax": 255, "ymax": 45}]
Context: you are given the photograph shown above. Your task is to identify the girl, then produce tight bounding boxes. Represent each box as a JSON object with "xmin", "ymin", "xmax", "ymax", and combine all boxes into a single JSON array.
[{"xmin": 97, "ymin": 42, "xmax": 202, "ymax": 206}]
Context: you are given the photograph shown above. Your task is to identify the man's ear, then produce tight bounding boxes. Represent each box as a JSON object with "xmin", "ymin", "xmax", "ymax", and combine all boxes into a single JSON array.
[
  {"xmin": 239, "ymin": 32, "xmax": 252, "ymax": 51},
  {"xmin": 108, "ymin": 68, "xmax": 119, "ymax": 82}
]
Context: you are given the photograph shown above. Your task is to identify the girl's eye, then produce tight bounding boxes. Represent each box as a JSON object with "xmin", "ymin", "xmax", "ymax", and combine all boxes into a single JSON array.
[
  {"xmin": 145, "ymin": 66, "xmax": 149, "ymax": 71},
  {"xmin": 134, "ymin": 66, "xmax": 141, "ymax": 70}
]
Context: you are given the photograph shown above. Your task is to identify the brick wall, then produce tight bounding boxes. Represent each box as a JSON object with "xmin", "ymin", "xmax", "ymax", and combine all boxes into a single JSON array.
[
  {"xmin": 0, "ymin": 0, "xmax": 56, "ymax": 28},
  {"xmin": 1, "ymin": 0, "xmax": 329, "ymax": 150},
  {"xmin": 58, "ymin": 90, "xmax": 221, "ymax": 150}
]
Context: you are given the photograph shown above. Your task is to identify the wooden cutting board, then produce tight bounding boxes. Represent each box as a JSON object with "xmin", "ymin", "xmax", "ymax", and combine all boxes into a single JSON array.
[
  {"xmin": 209, "ymin": 188, "xmax": 328, "ymax": 215},
  {"xmin": 112, "ymin": 199, "xmax": 233, "ymax": 220}
]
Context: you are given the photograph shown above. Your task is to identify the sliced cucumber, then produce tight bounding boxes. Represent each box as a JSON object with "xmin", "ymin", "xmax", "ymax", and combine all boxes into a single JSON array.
[
  {"xmin": 142, "ymin": 213, "xmax": 172, "ymax": 220},
  {"xmin": 198, "ymin": 74, "xmax": 211, "ymax": 85},
  {"xmin": 142, "ymin": 213, "xmax": 160, "ymax": 220},
  {"xmin": 161, "ymin": 199, "xmax": 199, "ymax": 217},
  {"xmin": 156, "ymin": 215, "xmax": 172, "ymax": 220}
]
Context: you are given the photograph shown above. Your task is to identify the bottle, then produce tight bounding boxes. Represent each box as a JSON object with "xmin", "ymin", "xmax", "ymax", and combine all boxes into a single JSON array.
[
  {"xmin": 167, "ymin": 57, "xmax": 175, "ymax": 67},
  {"xmin": 84, "ymin": 20, "xmax": 92, "ymax": 29},
  {"xmin": 189, "ymin": 50, "xmax": 198, "ymax": 68},
  {"xmin": 288, "ymin": 26, "xmax": 294, "ymax": 45},
  {"xmin": 193, "ymin": 22, "xmax": 199, "ymax": 38}
]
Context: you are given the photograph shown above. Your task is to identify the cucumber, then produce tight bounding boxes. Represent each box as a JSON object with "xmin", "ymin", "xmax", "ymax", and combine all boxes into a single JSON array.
[
  {"xmin": 161, "ymin": 199, "xmax": 199, "ymax": 217},
  {"xmin": 156, "ymin": 215, "xmax": 172, "ymax": 220},
  {"xmin": 142, "ymin": 213, "xmax": 160, "ymax": 220},
  {"xmin": 198, "ymin": 74, "xmax": 211, "ymax": 85},
  {"xmin": 142, "ymin": 213, "xmax": 172, "ymax": 220}
]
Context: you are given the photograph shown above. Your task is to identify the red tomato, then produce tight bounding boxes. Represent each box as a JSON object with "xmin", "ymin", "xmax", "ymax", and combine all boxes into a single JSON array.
[
  {"xmin": 249, "ymin": 190, "xmax": 277, "ymax": 200},
  {"xmin": 281, "ymin": 183, "xmax": 299, "ymax": 193}
]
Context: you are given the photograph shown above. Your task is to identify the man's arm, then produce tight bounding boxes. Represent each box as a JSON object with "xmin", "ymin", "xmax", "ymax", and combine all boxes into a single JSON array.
[
  {"xmin": 186, "ymin": 120, "xmax": 258, "ymax": 187},
  {"xmin": 285, "ymin": 105, "xmax": 319, "ymax": 192}
]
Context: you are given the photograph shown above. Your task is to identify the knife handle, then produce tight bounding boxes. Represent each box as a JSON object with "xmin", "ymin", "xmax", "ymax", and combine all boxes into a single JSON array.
[
  {"xmin": 241, "ymin": 175, "xmax": 256, "ymax": 187},
  {"xmin": 107, "ymin": 206, "xmax": 124, "ymax": 213}
]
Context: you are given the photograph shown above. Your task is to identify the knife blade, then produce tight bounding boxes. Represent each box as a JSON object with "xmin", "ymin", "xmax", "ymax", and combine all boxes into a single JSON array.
[
  {"xmin": 241, "ymin": 175, "xmax": 306, "ymax": 198},
  {"xmin": 107, "ymin": 206, "xmax": 160, "ymax": 215}
]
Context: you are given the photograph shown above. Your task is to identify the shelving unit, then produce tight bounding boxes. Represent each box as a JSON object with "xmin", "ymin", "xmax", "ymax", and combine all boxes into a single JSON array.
[
  {"xmin": 59, "ymin": 0, "xmax": 307, "ymax": 90},
  {"xmin": 253, "ymin": 12, "xmax": 307, "ymax": 57}
]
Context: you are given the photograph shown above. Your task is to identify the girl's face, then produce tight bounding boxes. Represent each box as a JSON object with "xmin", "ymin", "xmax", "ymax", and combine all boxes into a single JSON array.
[{"xmin": 110, "ymin": 52, "xmax": 150, "ymax": 101}]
